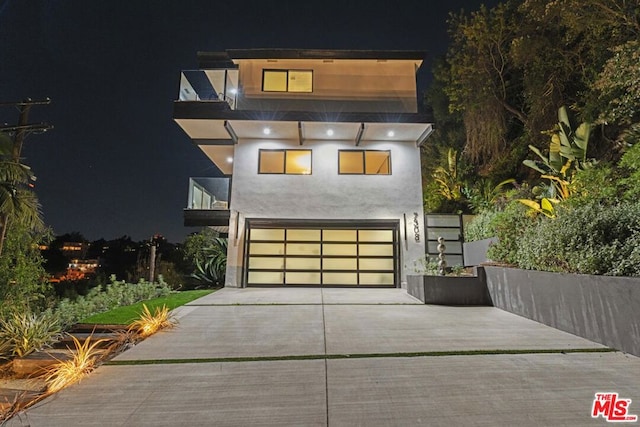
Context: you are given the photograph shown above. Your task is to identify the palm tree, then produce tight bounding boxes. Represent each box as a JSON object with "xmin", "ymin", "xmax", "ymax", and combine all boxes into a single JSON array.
[{"xmin": 0, "ymin": 131, "xmax": 44, "ymax": 255}]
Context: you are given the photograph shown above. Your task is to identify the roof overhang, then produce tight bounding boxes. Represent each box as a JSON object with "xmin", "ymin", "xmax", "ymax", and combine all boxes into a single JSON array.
[{"xmin": 198, "ymin": 49, "xmax": 427, "ymax": 69}]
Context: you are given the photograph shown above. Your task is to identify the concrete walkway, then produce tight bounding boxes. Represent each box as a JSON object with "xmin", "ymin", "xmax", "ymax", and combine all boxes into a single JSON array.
[{"xmin": 13, "ymin": 288, "xmax": 640, "ymax": 426}]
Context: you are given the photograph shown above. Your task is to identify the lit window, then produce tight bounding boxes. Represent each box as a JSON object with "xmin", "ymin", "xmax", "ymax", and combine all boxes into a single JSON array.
[
  {"xmin": 263, "ymin": 70, "xmax": 313, "ymax": 93},
  {"xmin": 259, "ymin": 149, "xmax": 312, "ymax": 174},
  {"xmin": 338, "ymin": 150, "xmax": 391, "ymax": 175}
]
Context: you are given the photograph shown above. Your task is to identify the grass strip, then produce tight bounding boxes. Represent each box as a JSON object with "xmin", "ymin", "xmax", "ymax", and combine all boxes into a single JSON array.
[
  {"xmin": 81, "ymin": 289, "xmax": 214, "ymax": 325},
  {"xmin": 105, "ymin": 347, "xmax": 617, "ymax": 366}
]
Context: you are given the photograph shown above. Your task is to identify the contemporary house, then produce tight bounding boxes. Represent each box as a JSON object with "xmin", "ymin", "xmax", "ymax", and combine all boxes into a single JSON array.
[{"xmin": 174, "ymin": 49, "xmax": 434, "ymax": 288}]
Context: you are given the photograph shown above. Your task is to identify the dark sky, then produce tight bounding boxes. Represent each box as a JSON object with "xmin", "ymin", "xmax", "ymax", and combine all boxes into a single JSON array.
[{"xmin": 0, "ymin": 0, "xmax": 499, "ymax": 243}]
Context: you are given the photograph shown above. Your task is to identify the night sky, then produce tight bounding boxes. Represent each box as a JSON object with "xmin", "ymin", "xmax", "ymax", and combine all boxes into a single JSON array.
[{"xmin": 0, "ymin": 0, "xmax": 499, "ymax": 243}]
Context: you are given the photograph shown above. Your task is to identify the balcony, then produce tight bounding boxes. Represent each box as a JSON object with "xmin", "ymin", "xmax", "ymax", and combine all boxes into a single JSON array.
[
  {"xmin": 178, "ymin": 69, "xmax": 239, "ymax": 110},
  {"xmin": 184, "ymin": 177, "xmax": 231, "ymax": 228}
]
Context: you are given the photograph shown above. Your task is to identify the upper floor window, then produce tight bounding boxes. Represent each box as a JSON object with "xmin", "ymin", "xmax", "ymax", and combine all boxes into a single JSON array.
[
  {"xmin": 262, "ymin": 70, "xmax": 313, "ymax": 93},
  {"xmin": 339, "ymin": 150, "xmax": 391, "ymax": 175},
  {"xmin": 259, "ymin": 149, "xmax": 312, "ymax": 175}
]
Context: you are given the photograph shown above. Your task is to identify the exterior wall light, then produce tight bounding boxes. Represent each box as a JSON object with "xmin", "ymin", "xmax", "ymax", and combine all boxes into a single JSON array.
[
  {"xmin": 327, "ymin": 129, "xmax": 334, "ymax": 136},
  {"xmin": 263, "ymin": 127, "xmax": 271, "ymax": 135},
  {"xmin": 387, "ymin": 130, "xmax": 395, "ymax": 137},
  {"xmin": 227, "ymin": 157, "xmax": 233, "ymax": 163}
]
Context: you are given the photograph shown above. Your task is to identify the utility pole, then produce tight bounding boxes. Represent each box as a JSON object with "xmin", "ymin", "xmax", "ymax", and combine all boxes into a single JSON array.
[
  {"xmin": 149, "ymin": 238, "xmax": 157, "ymax": 283},
  {"xmin": 0, "ymin": 98, "xmax": 52, "ymax": 256}
]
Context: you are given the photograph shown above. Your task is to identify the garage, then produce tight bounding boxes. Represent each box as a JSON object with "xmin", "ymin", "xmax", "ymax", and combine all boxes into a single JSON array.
[{"xmin": 244, "ymin": 220, "xmax": 399, "ymax": 287}]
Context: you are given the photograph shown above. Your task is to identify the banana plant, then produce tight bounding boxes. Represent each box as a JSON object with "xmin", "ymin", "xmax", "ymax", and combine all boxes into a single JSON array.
[
  {"xmin": 523, "ymin": 106, "xmax": 594, "ymax": 202},
  {"xmin": 517, "ymin": 197, "xmax": 559, "ymax": 218},
  {"xmin": 432, "ymin": 148, "xmax": 463, "ymax": 201}
]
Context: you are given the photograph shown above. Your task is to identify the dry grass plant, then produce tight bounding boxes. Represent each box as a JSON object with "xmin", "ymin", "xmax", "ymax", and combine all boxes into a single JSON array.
[
  {"xmin": 43, "ymin": 335, "xmax": 107, "ymax": 394},
  {"xmin": 128, "ymin": 304, "xmax": 176, "ymax": 338}
]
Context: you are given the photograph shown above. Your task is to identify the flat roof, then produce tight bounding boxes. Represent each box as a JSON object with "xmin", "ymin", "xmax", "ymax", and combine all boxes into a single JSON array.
[{"xmin": 197, "ymin": 49, "xmax": 426, "ymax": 69}]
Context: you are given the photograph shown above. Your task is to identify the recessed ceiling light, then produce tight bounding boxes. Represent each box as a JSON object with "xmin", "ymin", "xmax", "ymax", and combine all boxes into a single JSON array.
[
  {"xmin": 327, "ymin": 129, "xmax": 334, "ymax": 136},
  {"xmin": 387, "ymin": 130, "xmax": 395, "ymax": 137},
  {"xmin": 263, "ymin": 127, "xmax": 271, "ymax": 135},
  {"xmin": 226, "ymin": 157, "xmax": 233, "ymax": 163}
]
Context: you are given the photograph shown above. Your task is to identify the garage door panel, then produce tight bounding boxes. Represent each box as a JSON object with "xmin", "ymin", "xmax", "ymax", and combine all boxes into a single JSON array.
[
  {"xmin": 359, "ymin": 258, "xmax": 394, "ymax": 271},
  {"xmin": 323, "ymin": 230, "xmax": 357, "ymax": 241},
  {"xmin": 323, "ymin": 244, "xmax": 357, "ymax": 256},
  {"xmin": 360, "ymin": 272, "xmax": 394, "ymax": 285},
  {"xmin": 251, "ymin": 229, "xmax": 285, "ymax": 241},
  {"xmin": 359, "ymin": 230, "xmax": 393, "ymax": 242},
  {"xmin": 248, "ymin": 271, "xmax": 284, "ymax": 284},
  {"xmin": 249, "ymin": 257, "xmax": 284, "ymax": 270},
  {"xmin": 359, "ymin": 244, "xmax": 394, "ymax": 256},
  {"xmin": 323, "ymin": 272, "xmax": 358, "ymax": 285},
  {"xmin": 286, "ymin": 272, "xmax": 321, "ymax": 284},
  {"xmin": 323, "ymin": 258, "xmax": 358, "ymax": 270},
  {"xmin": 286, "ymin": 257, "xmax": 321, "ymax": 270},
  {"xmin": 287, "ymin": 243, "xmax": 321, "ymax": 255},
  {"xmin": 250, "ymin": 243, "xmax": 285, "ymax": 255},
  {"xmin": 287, "ymin": 229, "xmax": 321, "ymax": 241}
]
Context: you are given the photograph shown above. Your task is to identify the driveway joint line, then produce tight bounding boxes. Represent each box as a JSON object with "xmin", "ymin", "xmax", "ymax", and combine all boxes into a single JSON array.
[
  {"xmin": 105, "ymin": 348, "xmax": 617, "ymax": 366},
  {"xmin": 321, "ymin": 288, "xmax": 330, "ymax": 427}
]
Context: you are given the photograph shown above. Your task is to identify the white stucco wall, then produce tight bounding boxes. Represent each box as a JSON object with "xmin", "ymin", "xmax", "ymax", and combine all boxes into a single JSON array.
[{"xmin": 225, "ymin": 138, "xmax": 425, "ymax": 288}]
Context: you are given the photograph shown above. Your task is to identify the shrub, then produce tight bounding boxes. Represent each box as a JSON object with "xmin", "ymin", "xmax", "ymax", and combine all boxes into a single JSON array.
[
  {"xmin": 464, "ymin": 209, "xmax": 500, "ymax": 242},
  {"xmin": 515, "ymin": 201, "xmax": 640, "ymax": 276},
  {"xmin": 486, "ymin": 201, "xmax": 538, "ymax": 265},
  {"xmin": 0, "ymin": 310, "xmax": 62, "ymax": 359},
  {"xmin": 619, "ymin": 143, "xmax": 640, "ymax": 201},
  {"xmin": 567, "ymin": 164, "xmax": 619, "ymax": 207},
  {"xmin": 53, "ymin": 275, "xmax": 171, "ymax": 328}
]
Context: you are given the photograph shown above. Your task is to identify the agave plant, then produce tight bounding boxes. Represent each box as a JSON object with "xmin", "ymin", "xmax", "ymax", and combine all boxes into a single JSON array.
[
  {"xmin": 191, "ymin": 237, "xmax": 228, "ymax": 285},
  {"xmin": 0, "ymin": 311, "xmax": 62, "ymax": 359}
]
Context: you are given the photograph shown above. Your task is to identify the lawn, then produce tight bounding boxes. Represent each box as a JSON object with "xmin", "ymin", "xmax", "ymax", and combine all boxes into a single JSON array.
[{"xmin": 81, "ymin": 289, "xmax": 214, "ymax": 325}]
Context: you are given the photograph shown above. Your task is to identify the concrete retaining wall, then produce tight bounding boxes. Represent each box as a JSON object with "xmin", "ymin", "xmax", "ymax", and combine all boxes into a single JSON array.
[
  {"xmin": 463, "ymin": 237, "xmax": 497, "ymax": 266},
  {"xmin": 484, "ymin": 266, "xmax": 640, "ymax": 357},
  {"xmin": 407, "ymin": 270, "xmax": 492, "ymax": 306}
]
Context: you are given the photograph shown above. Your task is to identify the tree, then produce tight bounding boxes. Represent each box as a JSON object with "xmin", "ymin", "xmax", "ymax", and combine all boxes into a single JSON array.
[
  {"xmin": 437, "ymin": 0, "xmax": 640, "ymax": 179},
  {"xmin": 0, "ymin": 222, "xmax": 52, "ymax": 313},
  {"xmin": 592, "ymin": 40, "xmax": 640, "ymax": 146},
  {"xmin": 0, "ymin": 132, "xmax": 44, "ymax": 255}
]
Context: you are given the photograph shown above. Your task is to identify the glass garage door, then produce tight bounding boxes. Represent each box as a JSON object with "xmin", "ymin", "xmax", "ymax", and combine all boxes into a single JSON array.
[{"xmin": 245, "ymin": 224, "xmax": 398, "ymax": 287}]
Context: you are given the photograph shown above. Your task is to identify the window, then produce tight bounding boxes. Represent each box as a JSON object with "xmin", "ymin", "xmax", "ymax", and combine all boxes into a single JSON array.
[
  {"xmin": 263, "ymin": 70, "xmax": 313, "ymax": 93},
  {"xmin": 338, "ymin": 150, "xmax": 391, "ymax": 175},
  {"xmin": 259, "ymin": 149, "xmax": 312, "ymax": 174}
]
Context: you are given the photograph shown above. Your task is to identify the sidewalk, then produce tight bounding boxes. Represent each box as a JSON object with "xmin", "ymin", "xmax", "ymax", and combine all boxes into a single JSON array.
[{"xmin": 12, "ymin": 288, "xmax": 640, "ymax": 426}]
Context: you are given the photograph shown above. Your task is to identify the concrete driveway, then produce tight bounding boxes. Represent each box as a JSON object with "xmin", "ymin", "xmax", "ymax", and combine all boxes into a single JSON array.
[{"xmin": 13, "ymin": 288, "xmax": 640, "ymax": 426}]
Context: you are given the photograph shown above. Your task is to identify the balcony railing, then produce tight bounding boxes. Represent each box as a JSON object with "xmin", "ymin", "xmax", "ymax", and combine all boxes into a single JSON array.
[
  {"xmin": 184, "ymin": 177, "xmax": 231, "ymax": 227},
  {"xmin": 178, "ymin": 69, "xmax": 239, "ymax": 110}
]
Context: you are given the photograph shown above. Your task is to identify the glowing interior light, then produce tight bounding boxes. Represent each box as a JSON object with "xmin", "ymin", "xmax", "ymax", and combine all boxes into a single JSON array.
[
  {"xmin": 226, "ymin": 157, "xmax": 233, "ymax": 163},
  {"xmin": 327, "ymin": 129, "xmax": 334, "ymax": 136},
  {"xmin": 387, "ymin": 130, "xmax": 395, "ymax": 137},
  {"xmin": 263, "ymin": 127, "xmax": 271, "ymax": 135}
]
